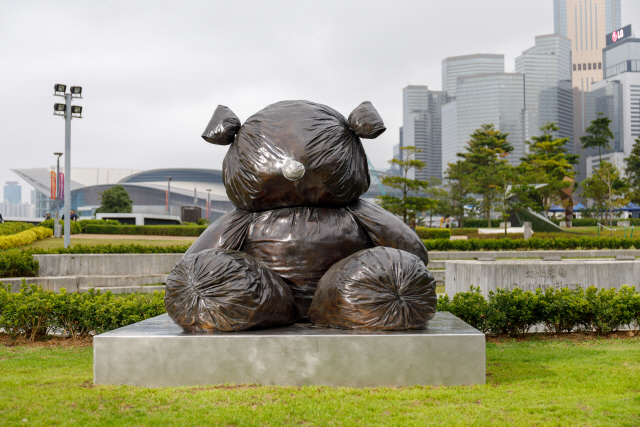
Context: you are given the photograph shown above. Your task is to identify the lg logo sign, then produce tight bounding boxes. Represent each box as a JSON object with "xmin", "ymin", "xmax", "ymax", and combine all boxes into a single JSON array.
[
  {"xmin": 607, "ymin": 25, "xmax": 631, "ymax": 46},
  {"xmin": 612, "ymin": 29, "xmax": 623, "ymax": 42}
]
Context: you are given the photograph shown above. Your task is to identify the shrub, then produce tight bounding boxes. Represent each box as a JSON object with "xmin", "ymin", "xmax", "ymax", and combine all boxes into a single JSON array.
[
  {"xmin": 415, "ymin": 228, "xmax": 451, "ymax": 240},
  {"xmin": 77, "ymin": 219, "xmax": 121, "ymax": 232},
  {"xmin": 0, "ymin": 281, "xmax": 55, "ymax": 340},
  {"xmin": 423, "ymin": 236, "xmax": 640, "ymax": 251},
  {"xmin": 0, "ymin": 227, "xmax": 53, "ymax": 250},
  {"xmin": 83, "ymin": 225, "xmax": 207, "ymax": 236},
  {"xmin": 485, "ymin": 288, "xmax": 537, "ymax": 336},
  {"xmin": 437, "ymin": 286, "xmax": 489, "ymax": 333},
  {"xmin": 31, "ymin": 243, "xmax": 191, "ymax": 254},
  {"xmin": 40, "ymin": 218, "xmax": 82, "ymax": 234},
  {"xmin": 0, "ymin": 222, "xmax": 34, "ymax": 236},
  {"xmin": 0, "ymin": 250, "xmax": 39, "ymax": 277},
  {"xmin": 0, "ymin": 283, "xmax": 167, "ymax": 340},
  {"xmin": 534, "ymin": 287, "xmax": 588, "ymax": 333}
]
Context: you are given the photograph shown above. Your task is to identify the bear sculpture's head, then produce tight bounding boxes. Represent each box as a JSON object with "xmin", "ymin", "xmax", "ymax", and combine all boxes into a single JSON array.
[{"xmin": 202, "ymin": 100, "xmax": 386, "ymax": 212}]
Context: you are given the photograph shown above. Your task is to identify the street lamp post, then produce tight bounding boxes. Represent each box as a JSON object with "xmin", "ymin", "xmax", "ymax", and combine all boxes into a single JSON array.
[
  {"xmin": 53, "ymin": 152, "xmax": 63, "ymax": 238},
  {"xmin": 166, "ymin": 177, "xmax": 172, "ymax": 216},
  {"xmin": 206, "ymin": 189, "xmax": 212, "ymax": 220},
  {"xmin": 53, "ymin": 84, "xmax": 82, "ymax": 248}
]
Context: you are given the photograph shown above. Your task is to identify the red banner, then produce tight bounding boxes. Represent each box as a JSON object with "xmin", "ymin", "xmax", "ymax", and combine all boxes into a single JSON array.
[
  {"xmin": 50, "ymin": 171, "xmax": 56, "ymax": 199},
  {"xmin": 58, "ymin": 172, "xmax": 64, "ymax": 200}
]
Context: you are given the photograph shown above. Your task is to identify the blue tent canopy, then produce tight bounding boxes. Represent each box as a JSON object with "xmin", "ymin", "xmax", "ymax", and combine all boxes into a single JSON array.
[
  {"xmin": 574, "ymin": 203, "xmax": 586, "ymax": 211},
  {"xmin": 618, "ymin": 202, "xmax": 640, "ymax": 212},
  {"xmin": 547, "ymin": 204, "xmax": 565, "ymax": 212}
]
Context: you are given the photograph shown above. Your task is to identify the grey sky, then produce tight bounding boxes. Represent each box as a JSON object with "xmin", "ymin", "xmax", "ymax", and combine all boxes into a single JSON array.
[{"xmin": 1, "ymin": 0, "xmax": 639, "ymax": 202}]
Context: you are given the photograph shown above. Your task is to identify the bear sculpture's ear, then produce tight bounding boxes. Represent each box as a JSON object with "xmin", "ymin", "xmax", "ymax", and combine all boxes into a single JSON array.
[
  {"xmin": 201, "ymin": 105, "xmax": 241, "ymax": 145},
  {"xmin": 348, "ymin": 101, "xmax": 386, "ymax": 139}
]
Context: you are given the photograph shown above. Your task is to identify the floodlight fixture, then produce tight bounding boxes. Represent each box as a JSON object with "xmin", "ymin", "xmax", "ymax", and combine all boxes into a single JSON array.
[
  {"xmin": 54, "ymin": 84, "xmax": 67, "ymax": 93},
  {"xmin": 54, "ymin": 103, "xmax": 66, "ymax": 111},
  {"xmin": 71, "ymin": 105, "xmax": 83, "ymax": 114},
  {"xmin": 70, "ymin": 86, "xmax": 82, "ymax": 95},
  {"xmin": 54, "ymin": 152, "xmax": 63, "ymax": 157}
]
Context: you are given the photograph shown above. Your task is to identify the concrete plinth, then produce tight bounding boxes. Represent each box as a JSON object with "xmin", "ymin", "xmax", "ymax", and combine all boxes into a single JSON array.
[
  {"xmin": 94, "ymin": 312, "xmax": 485, "ymax": 388},
  {"xmin": 445, "ymin": 259, "xmax": 640, "ymax": 297}
]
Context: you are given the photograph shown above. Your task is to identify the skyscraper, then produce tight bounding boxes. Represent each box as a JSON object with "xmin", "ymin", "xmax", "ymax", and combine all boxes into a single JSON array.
[
  {"xmin": 554, "ymin": 0, "xmax": 621, "ymax": 91},
  {"xmin": 516, "ymin": 34, "xmax": 574, "ymax": 150},
  {"xmin": 455, "ymin": 73, "xmax": 526, "ymax": 165},
  {"xmin": 402, "ymin": 86, "xmax": 450, "ymax": 180},
  {"xmin": 585, "ymin": 35, "xmax": 640, "ymax": 177},
  {"xmin": 442, "ymin": 54, "xmax": 505, "ymax": 98},
  {"xmin": 3, "ymin": 181, "xmax": 21, "ymax": 204}
]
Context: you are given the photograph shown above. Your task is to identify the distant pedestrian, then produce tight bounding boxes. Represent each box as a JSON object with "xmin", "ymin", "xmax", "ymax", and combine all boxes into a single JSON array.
[
  {"xmin": 0, "ymin": 212, "xmax": 4, "ymax": 223},
  {"xmin": 44, "ymin": 213, "xmax": 51, "ymax": 220},
  {"xmin": 409, "ymin": 217, "xmax": 417, "ymax": 232},
  {"xmin": 70, "ymin": 210, "xmax": 79, "ymax": 221}
]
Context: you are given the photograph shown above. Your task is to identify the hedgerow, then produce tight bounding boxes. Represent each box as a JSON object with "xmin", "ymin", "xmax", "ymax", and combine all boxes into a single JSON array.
[
  {"xmin": 83, "ymin": 224, "xmax": 206, "ymax": 236},
  {"xmin": 423, "ymin": 236, "xmax": 640, "ymax": 251},
  {"xmin": 39, "ymin": 219, "xmax": 82, "ymax": 234},
  {"xmin": 0, "ymin": 222, "xmax": 34, "ymax": 236},
  {"xmin": 0, "ymin": 282, "xmax": 165, "ymax": 340},
  {"xmin": 0, "ymin": 227, "xmax": 53, "ymax": 251},
  {"xmin": 437, "ymin": 285, "xmax": 640, "ymax": 336},
  {"xmin": 415, "ymin": 227, "xmax": 451, "ymax": 240}
]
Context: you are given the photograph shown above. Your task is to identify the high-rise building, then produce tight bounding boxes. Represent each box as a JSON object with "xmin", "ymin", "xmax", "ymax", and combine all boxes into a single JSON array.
[
  {"xmin": 516, "ymin": 34, "xmax": 574, "ymax": 150},
  {"xmin": 3, "ymin": 181, "xmax": 21, "ymax": 204},
  {"xmin": 554, "ymin": 0, "xmax": 621, "ymax": 91},
  {"xmin": 402, "ymin": 85, "xmax": 450, "ymax": 180},
  {"xmin": 455, "ymin": 73, "xmax": 526, "ymax": 165},
  {"xmin": 585, "ymin": 35, "xmax": 640, "ymax": 178},
  {"xmin": 442, "ymin": 54, "xmax": 505, "ymax": 98}
]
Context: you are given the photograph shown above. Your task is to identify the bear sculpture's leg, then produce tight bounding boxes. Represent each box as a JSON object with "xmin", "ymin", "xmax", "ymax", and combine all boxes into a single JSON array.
[
  {"xmin": 165, "ymin": 248, "xmax": 298, "ymax": 332},
  {"xmin": 308, "ymin": 247, "xmax": 436, "ymax": 330}
]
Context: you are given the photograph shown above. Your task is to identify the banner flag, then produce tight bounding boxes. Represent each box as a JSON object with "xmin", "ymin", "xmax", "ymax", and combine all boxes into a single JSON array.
[
  {"xmin": 50, "ymin": 171, "xmax": 56, "ymax": 199},
  {"xmin": 59, "ymin": 172, "xmax": 64, "ymax": 200}
]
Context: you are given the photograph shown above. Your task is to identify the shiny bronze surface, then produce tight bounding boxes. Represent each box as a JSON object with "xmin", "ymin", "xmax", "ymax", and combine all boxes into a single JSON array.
[
  {"xmin": 166, "ymin": 100, "xmax": 436, "ymax": 332},
  {"xmin": 308, "ymin": 247, "xmax": 436, "ymax": 330}
]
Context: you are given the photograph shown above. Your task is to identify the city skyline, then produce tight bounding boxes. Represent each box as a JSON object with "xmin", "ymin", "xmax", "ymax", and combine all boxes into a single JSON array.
[{"xmin": 2, "ymin": 0, "xmax": 639, "ymax": 202}]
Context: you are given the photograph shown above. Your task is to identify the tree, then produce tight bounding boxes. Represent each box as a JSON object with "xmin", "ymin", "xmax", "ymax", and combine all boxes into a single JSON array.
[
  {"xmin": 490, "ymin": 167, "xmax": 540, "ymax": 236},
  {"xmin": 519, "ymin": 122, "xmax": 579, "ymax": 210},
  {"xmin": 623, "ymin": 136, "xmax": 640, "ymax": 204},
  {"xmin": 440, "ymin": 178, "xmax": 477, "ymax": 229},
  {"xmin": 377, "ymin": 146, "xmax": 436, "ymax": 224},
  {"xmin": 451, "ymin": 124, "xmax": 513, "ymax": 227},
  {"xmin": 581, "ymin": 161, "xmax": 628, "ymax": 226},
  {"xmin": 95, "ymin": 185, "xmax": 134, "ymax": 214},
  {"xmin": 580, "ymin": 112, "xmax": 614, "ymax": 163}
]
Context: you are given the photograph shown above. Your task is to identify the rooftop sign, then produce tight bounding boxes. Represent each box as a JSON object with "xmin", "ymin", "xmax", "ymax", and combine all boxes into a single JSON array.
[{"xmin": 607, "ymin": 25, "xmax": 632, "ymax": 46}]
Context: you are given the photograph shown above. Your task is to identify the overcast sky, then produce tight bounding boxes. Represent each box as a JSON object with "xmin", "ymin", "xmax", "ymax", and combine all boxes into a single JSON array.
[{"xmin": 1, "ymin": 0, "xmax": 639, "ymax": 202}]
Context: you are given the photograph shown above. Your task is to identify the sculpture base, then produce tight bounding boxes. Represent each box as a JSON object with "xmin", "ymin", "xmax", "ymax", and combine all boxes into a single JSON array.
[{"xmin": 93, "ymin": 312, "xmax": 485, "ymax": 388}]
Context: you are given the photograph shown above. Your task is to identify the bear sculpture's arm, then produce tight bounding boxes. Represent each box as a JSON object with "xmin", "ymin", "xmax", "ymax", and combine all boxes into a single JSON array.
[
  {"xmin": 346, "ymin": 199, "xmax": 428, "ymax": 266},
  {"xmin": 184, "ymin": 209, "xmax": 254, "ymax": 257}
]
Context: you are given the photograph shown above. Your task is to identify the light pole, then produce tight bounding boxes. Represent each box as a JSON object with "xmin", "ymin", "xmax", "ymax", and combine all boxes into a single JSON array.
[
  {"xmin": 53, "ymin": 152, "xmax": 63, "ymax": 238},
  {"xmin": 206, "ymin": 189, "xmax": 212, "ymax": 220},
  {"xmin": 166, "ymin": 177, "xmax": 172, "ymax": 216},
  {"xmin": 53, "ymin": 84, "xmax": 82, "ymax": 248}
]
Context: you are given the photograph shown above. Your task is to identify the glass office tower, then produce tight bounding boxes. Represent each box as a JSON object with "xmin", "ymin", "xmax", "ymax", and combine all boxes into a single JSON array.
[
  {"xmin": 3, "ymin": 181, "xmax": 21, "ymax": 204},
  {"xmin": 516, "ymin": 34, "xmax": 574, "ymax": 151},
  {"xmin": 402, "ymin": 86, "xmax": 451, "ymax": 180},
  {"xmin": 442, "ymin": 54, "xmax": 505, "ymax": 98},
  {"xmin": 455, "ymin": 73, "xmax": 526, "ymax": 166}
]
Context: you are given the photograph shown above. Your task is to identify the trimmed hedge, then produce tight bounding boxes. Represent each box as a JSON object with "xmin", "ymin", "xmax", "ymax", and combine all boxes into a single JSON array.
[
  {"xmin": 458, "ymin": 219, "xmax": 502, "ymax": 228},
  {"xmin": 423, "ymin": 236, "xmax": 640, "ymax": 251},
  {"xmin": 30, "ymin": 243, "xmax": 191, "ymax": 255},
  {"xmin": 0, "ymin": 227, "xmax": 53, "ymax": 251},
  {"xmin": 415, "ymin": 227, "xmax": 451, "ymax": 240},
  {"xmin": 84, "ymin": 224, "xmax": 206, "ymax": 236},
  {"xmin": 0, "ymin": 282, "xmax": 165, "ymax": 340},
  {"xmin": 77, "ymin": 219, "xmax": 121, "ymax": 232},
  {"xmin": 0, "ymin": 222, "xmax": 34, "ymax": 236},
  {"xmin": 437, "ymin": 285, "xmax": 640, "ymax": 336},
  {"xmin": 548, "ymin": 218, "xmax": 640, "ymax": 227},
  {"xmin": 40, "ymin": 218, "xmax": 82, "ymax": 235},
  {"xmin": 0, "ymin": 251, "xmax": 39, "ymax": 278}
]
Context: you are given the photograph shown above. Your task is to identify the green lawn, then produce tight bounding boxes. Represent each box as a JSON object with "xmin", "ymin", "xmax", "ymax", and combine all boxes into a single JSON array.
[{"xmin": 1, "ymin": 337, "xmax": 639, "ymax": 426}]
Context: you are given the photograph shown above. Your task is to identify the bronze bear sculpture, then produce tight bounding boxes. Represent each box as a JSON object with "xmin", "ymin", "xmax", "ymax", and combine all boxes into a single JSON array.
[{"xmin": 165, "ymin": 100, "xmax": 436, "ymax": 331}]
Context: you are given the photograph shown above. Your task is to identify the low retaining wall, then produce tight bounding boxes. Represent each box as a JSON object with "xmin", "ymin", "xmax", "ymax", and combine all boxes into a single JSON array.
[
  {"xmin": 445, "ymin": 259, "xmax": 640, "ymax": 297},
  {"xmin": 430, "ymin": 249, "xmax": 640, "ymax": 261},
  {"xmin": 34, "ymin": 254, "xmax": 183, "ymax": 276}
]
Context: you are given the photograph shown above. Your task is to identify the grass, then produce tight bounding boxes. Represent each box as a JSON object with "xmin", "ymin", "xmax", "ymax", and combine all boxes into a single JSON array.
[
  {"xmin": 27, "ymin": 237, "xmax": 195, "ymax": 250},
  {"xmin": 0, "ymin": 337, "xmax": 639, "ymax": 426}
]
